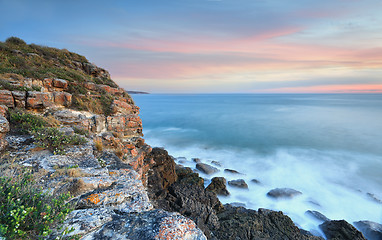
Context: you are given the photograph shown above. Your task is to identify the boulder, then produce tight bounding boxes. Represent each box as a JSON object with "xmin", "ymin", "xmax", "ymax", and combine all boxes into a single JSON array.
[
  {"xmin": 0, "ymin": 105, "xmax": 8, "ymax": 118},
  {"xmin": 11, "ymin": 91, "xmax": 26, "ymax": 108},
  {"xmin": 26, "ymin": 91, "xmax": 54, "ymax": 109},
  {"xmin": 84, "ymin": 82, "xmax": 97, "ymax": 91},
  {"xmin": 267, "ymin": 188, "xmax": 302, "ymax": 199},
  {"xmin": 206, "ymin": 177, "xmax": 230, "ymax": 196},
  {"xmin": 224, "ymin": 169, "xmax": 243, "ymax": 175},
  {"xmin": 305, "ymin": 210, "xmax": 330, "ymax": 222},
  {"xmin": 53, "ymin": 79, "xmax": 68, "ymax": 89},
  {"xmin": 196, "ymin": 163, "xmax": 219, "ymax": 175},
  {"xmin": 0, "ymin": 90, "xmax": 14, "ymax": 107},
  {"xmin": 251, "ymin": 179, "xmax": 261, "ymax": 184},
  {"xmin": 111, "ymin": 99, "xmax": 133, "ymax": 115},
  {"xmin": 0, "ymin": 116, "xmax": 10, "ymax": 151},
  {"xmin": 53, "ymin": 91, "xmax": 72, "ymax": 107},
  {"xmin": 85, "ymin": 210, "xmax": 207, "ymax": 240},
  {"xmin": 320, "ymin": 220, "xmax": 366, "ymax": 240},
  {"xmin": 228, "ymin": 179, "xmax": 248, "ymax": 189},
  {"xmin": 354, "ymin": 220, "xmax": 382, "ymax": 240},
  {"xmin": 192, "ymin": 158, "xmax": 201, "ymax": 163}
]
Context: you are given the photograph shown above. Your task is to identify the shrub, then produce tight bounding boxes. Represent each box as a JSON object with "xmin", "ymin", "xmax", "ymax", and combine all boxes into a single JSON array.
[
  {"xmin": 32, "ymin": 127, "xmax": 87, "ymax": 155},
  {"xmin": 0, "ymin": 172, "xmax": 73, "ymax": 239},
  {"xmin": 10, "ymin": 109, "xmax": 48, "ymax": 133},
  {"xmin": 5, "ymin": 37, "xmax": 27, "ymax": 46}
]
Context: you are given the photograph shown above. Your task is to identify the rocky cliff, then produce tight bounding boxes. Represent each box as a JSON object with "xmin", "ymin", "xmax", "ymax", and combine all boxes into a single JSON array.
[{"xmin": 0, "ymin": 37, "xmax": 371, "ymax": 240}]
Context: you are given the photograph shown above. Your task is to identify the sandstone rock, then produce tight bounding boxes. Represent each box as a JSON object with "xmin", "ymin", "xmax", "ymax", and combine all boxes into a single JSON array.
[
  {"xmin": 84, "ymin": 82, "xmax": 97, "ymax": 91},
  {"xmin": 0, "ymin": 105, "xmax": 8, "ymax": 117},
  {"xmin": 98, "ymin": 84, "xmax": 123, "ymax": 95},
  {"xmin": 267, "ymin": 188, "xmax": 302, "ymax": 199},
  {"xmin": 106, "ymin": 115, "xmax": 142, "ymax": 136},
  {"xmin": 224, "ymin": 169, "xmax": 243, "ymax": 175},
  {"xmin": 206, "ymin": 177, "xmax": 230, "ymax": 196},
  {"xmin": 354, "ymin": 220, "xmax": 382, "ymax": 240},
  {"xmin": 90, "ymin": 115, "xmax": 106, "ymax": 133},
  {"xmin": 53, "ymin": 91, "xmax": 72, "ymax": 107},
  {"xmin": 214, "ymin": 205, "xmax": 322, "ymax": 240},
  {"xmin": 196, "ymin": 163, "xmax": 219, "ymax": 175},
  {"xmin": 26, "ymin": 91, "xmax": 54, "ymax": 109},
  {"xmin": 111, "ymin": 99, "xmax": 133, "ymax": 115},
  {"xmin": 53, "ymin": 78, "xmax": 68, "ymax": 89},
  {"xmin": 11, "ymin": 91, "xmax": 26, "ymax": 108},
  {"xmin": 43, "ymin": 78, "xmax": 53, "ymax": 90},
  {"xmin": 0, "ymin": 90, "xmax": 14, "ymax": 107},
  {"xmin": 84, "ymin": 209, "xmax": 207, "ymax": 240},
  {"xmin": 305, "ymin": 210, "xmax": 330, "ymax": 222},
  {"xmin": 320, "ymin": 220, "xmax": 366, "ymax": 240},
  {"xmin": 228, "ymin": 179, "xmax": 248, "ymax": 189},
  {"xmin": 0, "ymin": 116, "xmax": 10, "ymax": 134},
  {"xmin": 82, "ymin": 63, "xmax": 111, "ymax": 80}
]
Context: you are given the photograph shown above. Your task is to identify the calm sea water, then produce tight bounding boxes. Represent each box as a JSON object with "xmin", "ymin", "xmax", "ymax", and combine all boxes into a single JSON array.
[{"xmin": 132, "ymin": 93, "xmax": 382, "ymax": 236}]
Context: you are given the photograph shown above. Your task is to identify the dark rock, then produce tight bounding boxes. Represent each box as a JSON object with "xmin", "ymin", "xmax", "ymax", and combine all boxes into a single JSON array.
[
  {"xmin": 192, "ymin": 158, "xmax": 201, "ymax": 163},
  {"xmin": 224, "ymin": 169, "xmax": 243, "ymax": 175},
  {"xmin": 196, "ymin": 163, "xmax": 219, "ymax": 175},
  {"xmin": 354, "ymin": 220, "xmax": 382, "ymax": 240},
  {"xmin": 367, "ymin": 193, "xmax": 382, "ymax": 204},
  {"xmin": 147, "ymin": 149, "xmax": 223, "ymax": 239},
  {"xmin": 305, "ymin": 210, "xmax": 330, "ymax": 222},
  {"xmin": 206, "ymin": 177, "xmax": 230, "ymax": 196},
  {"xmin": 251, "ymin": 179, "xmax": 261, "ymax": 184},
  {"xmin": 211, "ymin": 160, "xmax": 221, "ymax": 167},
  {"xmin": 228, "ymin": 179, "xmax": 248, "ymax": 189},
  {"xmin": 267, "ymin": 188, "xmax": 302, "ymax": 199},
  {"xmin": 230, "ymin": 202, "xmax": 246, "ymax": 207},
  {"xmin": 320, "ymin": 220, "xmax": 366, "ymax": 240},
  {"xmin": 213, "ymin": 204, "xmax": 322, "ymax": 240}
]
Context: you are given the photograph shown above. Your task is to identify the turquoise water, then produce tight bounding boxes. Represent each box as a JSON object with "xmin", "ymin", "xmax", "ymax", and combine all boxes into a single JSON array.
[{"xmin": 133, "ymin": 93, "xmax": 382, "ymax": 236}]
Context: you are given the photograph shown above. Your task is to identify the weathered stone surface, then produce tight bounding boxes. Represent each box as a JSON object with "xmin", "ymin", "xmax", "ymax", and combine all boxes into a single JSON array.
[
  {"xmin": 196, "ymin": 163, "xmax": 219, "ymax": 175},
  {"xmin": 82, "ymin": 62, "xmax": 111, "ymax": 80},
  {"xmin": 320, "ymin": 220, "xmax": 366, "ymax": 240},
  {"xmin": 53, "ymin": 79, "xmax": 68, "ymax": 89},
  {"xmin": 84, "ymin": 210, "xmax": 207, "ymax": 240},
  {"xmin": 98, "ymin": 84, "xmax": 123, "ymax": 95},
  {"xmin": 64, "ymin": 208, "xmax": 114, "ymax": 236},
  {"xmin": 305, "ymin": 210, "xmax": 330, "ymax": 222},
  {"xmin": 214, "ymin": 205, "xmax": 322, "ymax": 240},
  {"xmin": 224, "ymin": 169, "xmax": 243, "ymax": 175},
  {"xmin": 53, "ymin": 91, "xmax": 72, "ymax": 106},
  {"xmin": 0, "ymin": 90, "xmax": 14, "ymax": 107},
  {"xmin": 354, "ymin": 220, "xmax": 382, "ymax": 240},
  {"xmin": 106, "ymin": 115, "xmax": 142, "ymax": 136},
  {"xmin": 267, "ymin": 188, "xmax": 302, "ymax": 199},
  {"xmin": 0, "ymin": 116, "xmax": 9, "ymax": 134},
  {"xmin": 77, "ymin": 169, "xmax": 153, "ymax": 213},
  {"xmin": 206, "ymin": 177, "xmax": 230, "ymax": 196},
  {"xmin": 228, "ymin": 179, "xmax": 249, "ymax": 189},
  {"xmin": 111, "ymin": 99, "xmax": 133, "ymax": 115},
  {"xmin": 0, "ymin": 105, "xmax": 8, "ymax": 117},
  {"xmin": 11, "ymin": 91, "xmax": 26, "ymax": 108},
  {"xmin": 26, "ymin": 91, "xmax": 54, "ymax": 109},
  {"xmin": 84, "ymin": 82, "xmax": 97, "ymax": 90}
]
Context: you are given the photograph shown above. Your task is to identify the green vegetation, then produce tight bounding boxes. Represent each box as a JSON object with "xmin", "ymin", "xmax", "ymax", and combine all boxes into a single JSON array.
[
  {"xmin": 0, "ymin": 172, "xmax": 73, "ymax": 239},
  {"xmin": 10, "ymin": 109, "xmax": 87, "ymax": 154}
]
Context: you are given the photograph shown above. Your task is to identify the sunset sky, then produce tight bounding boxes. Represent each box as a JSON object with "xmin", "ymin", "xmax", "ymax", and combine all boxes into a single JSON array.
[{"xmin": 1, "ymin": 0, "xmax": 381, "ymax": 93}]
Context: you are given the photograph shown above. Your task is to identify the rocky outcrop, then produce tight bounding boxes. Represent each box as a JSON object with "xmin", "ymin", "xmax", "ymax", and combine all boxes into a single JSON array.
[
  {"xmin": 213, "ymin": 205, "xmax": 322, "ymax": 240},
  {"xmin": 319, "ymin": 220, "xmax": 366, "ymax": 240},
  {"xmin": 206, "ymin": 177, "xmax": 230, "ymax": 196},
  {"xmin": 196, "ymin": 163, "xmax": 219, "ymax": 175},
  {"xmin": 228, "ymin": 179, "xmax": 248, "ymax": 189}
]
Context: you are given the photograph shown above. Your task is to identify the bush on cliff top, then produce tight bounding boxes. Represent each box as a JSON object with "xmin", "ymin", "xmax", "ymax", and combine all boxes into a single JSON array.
[
  {"xmin": 10, "ymin": 109, "xmax": 87, "ymax": 154},
  {"xmin": 0, "ymin": 171, "xmax": 73, "ymax": 239}
]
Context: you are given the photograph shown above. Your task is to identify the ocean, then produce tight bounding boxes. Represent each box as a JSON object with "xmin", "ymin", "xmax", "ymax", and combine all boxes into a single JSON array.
[{"xmin": 132, "ymin": 93, "xmax": 382, "ymax": 236}]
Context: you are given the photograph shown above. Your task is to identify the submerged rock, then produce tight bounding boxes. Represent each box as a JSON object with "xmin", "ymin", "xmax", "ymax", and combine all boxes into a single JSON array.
[
  {"xmin": 206, "ymin": 177, "xmax": 230, "ymax": 196},
  {"xmin": 211, "ymin": 160, "xmax": 221, "ymax": 167},
  {"xmin": 354, "ymin": 220, "xmax": 382, "ymax": 240},
  {"xmin": 251, "ymin": 179, "xmax": 261, "ymax": 184},
  {"xmin": 267, "ymin": 188, "xmax": 302, "ymax": 199},
  {"xmin": 305, "ymin": 210, "xmax": 330, "ymax": 222},
  {"xmin": 224, "ymin": 169, "xmax": 243, "ymax": 175},
  {"xmin": 196, "ymin": 163, "xmax": 219, "ymax": 175},
  {"xmin": 228, "ymin": 179, "xmax": 248, "ymax": 189},
  {"xmin": 319, "ymin": 220, "xmax": 366, "ymax": 240}
]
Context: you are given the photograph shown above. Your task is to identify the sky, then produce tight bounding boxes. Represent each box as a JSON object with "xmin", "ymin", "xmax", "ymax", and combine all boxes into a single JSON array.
[{"xmin": 1, "ymin": 0, "xmax": 382, "ymax": 93}]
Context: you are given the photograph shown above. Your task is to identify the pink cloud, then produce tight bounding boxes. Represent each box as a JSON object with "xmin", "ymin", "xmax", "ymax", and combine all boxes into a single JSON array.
[{"xmin": 257, "ymin": 84, "xmax": 382, "ymax": 93}]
